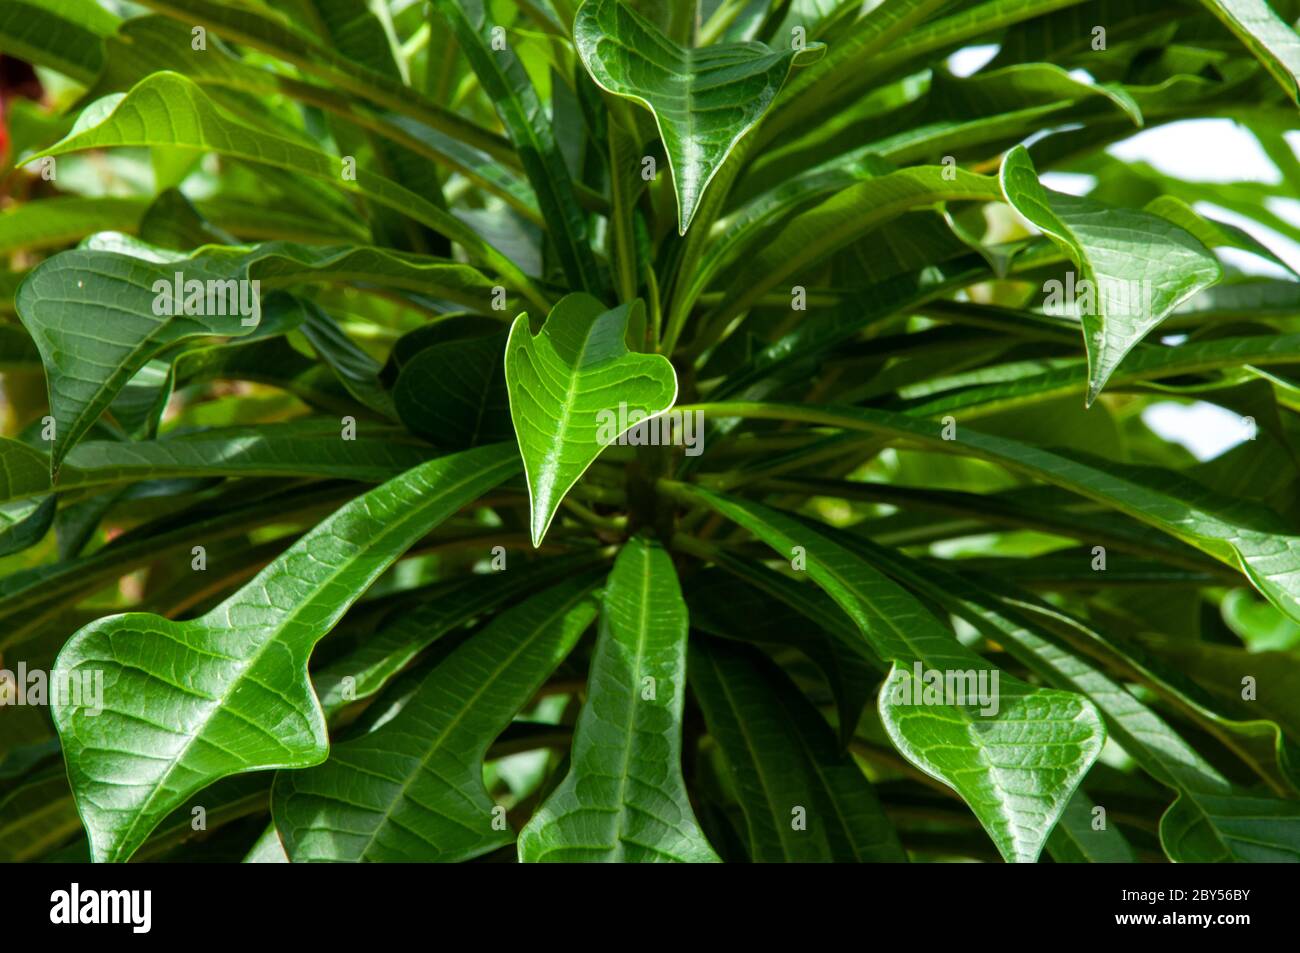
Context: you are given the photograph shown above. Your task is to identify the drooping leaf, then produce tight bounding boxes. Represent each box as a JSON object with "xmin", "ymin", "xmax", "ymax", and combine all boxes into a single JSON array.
[
  {"xmin": 574, "ymin": 0, "xmax": 824, "ymax": 232},
  {"xmin": 52, "ymin": 442, "xmax": 521, "ymax": 863},
  {"xmin": 505, "ymin": 294, "xmax": 677, "ymax": 546},
  {"xmin": 881, "ymin": 557, "xmax": 1300, "ymax": 862},
  {"xmin": 271, "ymin": 574, "xmax": 599, "ymax": 862},
  {"xmin": 519, "ymin": 536, "xmax": 718, "ymax": 862},
  {"xmin": 669, "ymin": 483, "xmax": 1105, "ymax": 863},
  {"xmin": 999, "ymin": 145, "xmax": 1222, "ymax": 403}
]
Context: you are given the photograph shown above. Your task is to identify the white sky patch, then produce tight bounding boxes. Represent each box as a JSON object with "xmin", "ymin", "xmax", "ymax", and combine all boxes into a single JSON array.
[
  {"xmin": 1039, "ymin": 172, "xmax": 1097, "ymax": 195},
  {"xmin": 946, "ymin": 44, "xmax": 998, "ymax": 77},
  {"xmin": 1108, "ymin": 119, "xmax": 1282, "ymax": 185},
  {"xmin": 1141, "ymin": 401, "xmax": 1252, "ymax": 462},
  {"xmin": 1192, "ymin": 201, "xmax": 1300, "ymax": 277}
]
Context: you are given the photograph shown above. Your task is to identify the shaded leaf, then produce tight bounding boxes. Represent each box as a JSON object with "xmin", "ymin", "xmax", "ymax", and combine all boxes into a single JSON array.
[{"xmin": 690, "ymin": 637, "xmax": 906, "ymax": 862}]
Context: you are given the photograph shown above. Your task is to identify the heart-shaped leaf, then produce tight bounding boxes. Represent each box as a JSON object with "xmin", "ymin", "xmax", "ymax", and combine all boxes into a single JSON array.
[
  {"xmin": 52, "ymin": 442, "xmax": 520, "ymax": 863},
  {"xmin": 505, "ymin": 293, "xmax": 677, "ymax": 546},
  {"xmin": 518, "ymin": 536, "xmax": 718, "ymax": 862},
  {"xmin": 904, "ymin": 562, "xmax": 1300, "ymax": 862},
  {"xmin": 670, "ymin": 483, "xmax": 1106, "ymax": 863},
  {"xmin": 999, "ymin": 145, "xmax": 1222, "ymax": 404},
  {"xmin": 574, "ymin": 0, "xmax": 823, "ymax": 233}
]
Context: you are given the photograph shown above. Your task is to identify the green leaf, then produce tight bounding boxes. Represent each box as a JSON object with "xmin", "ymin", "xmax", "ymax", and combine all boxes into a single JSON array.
[
  {"xmin": 300, "ymin": 0, "xmax": 407, "ymax": 81},
  {"xmin": 0, "ymin": 494, "xmax": 55, "ymax": 557},
  {"xmin": 0, "ymin": 438, "xmax": 55, "ymax": 504},
  {"xmin": 271, "ymin": 574, "xmax": 599, "ymax": 862},
  {"xmin": 1047, "ymin": 790, "xmax": 1137, "ymax": 863},
  {"xmin": 747, "ymin": 0, "xmax": 954, "ymax": 153},
  {"xmin": 685, "ymin": 560, "xmax": 883, "ymax": 747},
  {"xmin": 51, "ymin": 442, "xmax": 520, "ymax": 863},
  {"xmin": 81, "ymin": 16, "xmax": 529, "ymax": 222},
  {"xmin": 574, "ymin": 0, "xmax": 824, "ymax": 233},
  {"xmin": 902, "ymin": 333, "xmax": 1300, "ymax": 420},
  {"xmin": 518, "ymin": 536, "xmax": 718, "ymax": 862},
  {"xmin": 887, "ymin": 560, "xmax": 1300, "ymax": 862},
  {"xmin": 689, "ymin": 637, "xmax": 906, "ymax": 862},
  {"xmin": 715, "ymin": 165, "xmax": 1003, "ymax": 328},
  {"xmin": 689, "ymin": 401, "xmax": 1300, "ymax": 627},
  {"xmin": 26, "ymin": 72, "xmax": 544, "ymax": 306},
  {"xmin": 0, "ymin": 484, "xmax": 361, "ymax": 652},
  {"xmin": 1197, "ymin": 0, "xmax": 1300, "ymax": 104},
  {"xmin": 999, "ymin": 145, "xmax": 1222, "ymax": 403},
  {"xmin": 668, "ymin": 483, "xmax": 1105, "ymax": 862},
  {"xmin": 0, "ymin": 423, "xmax": 435, "ymax": 508},
  {"xmin": 0, "ymin": 197, "xmax": 147, "ymax": 255},
  {"xmin": 1146, "ymin": 195, "xmax": 1300, "ymax": 279},
  {"xmin": 313, "ymin": 555, "xmax": 600, "ymax": 717},
  {"xmin": 0, "ymin": 0, "xmax": 116, "ymax": 84},
  {"xmin": 54, "ymin": 425, "xmax": 434, "ymax": 494},
  {"xmin": 395, "ymin": 331, "xmax": 513, "ymax": 448},
  {"xmin": 0, "ymin": 772, "xmax": 83, "ymax": 862},
  {"xmin": 17, "ymin": 220, "xmax": 244, "ymax": 469},
  {"xmin": 297, "ymin": 301, "xmax": 395, "ymax": 419},
  {"xmin": 16, "ymin": 241, "xmax": 506, "ymax": 473},
  {"xmin": 243, "ymin": 824, "xmax": 290, "ymax": 863},
  {"xmin": 436, "ymin": 0, "xmax": 603, "ymax": 291},
  {"xmin": 750, "ymin": 63, "xmax": 1142, "ymax": 195},
  {"xmin": 134, "ymin": 0, "xmax": 512, "ymax": 161},
  {"xmin": 505, "ymin": 293, "xmax": 677, "ymax": 546}
]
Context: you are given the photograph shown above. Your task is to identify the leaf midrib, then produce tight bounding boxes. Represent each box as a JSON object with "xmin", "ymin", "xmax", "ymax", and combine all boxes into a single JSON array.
[{"xmin": 104, "ymin": 455, "xmax": 512, "ymax": 860}]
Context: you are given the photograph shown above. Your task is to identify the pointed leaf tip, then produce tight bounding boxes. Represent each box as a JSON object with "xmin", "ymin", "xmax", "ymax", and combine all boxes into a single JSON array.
[
  {"xmin": 999, "ymin": 146, "xmax": 1220, "ymax": 401},
  {"xmin": 505, "ymin": 294, "xmax": 677, "ymax": 547},
  {"xmin": 574, "ymin": 0, "xmax": 823, "ymax": 235}
]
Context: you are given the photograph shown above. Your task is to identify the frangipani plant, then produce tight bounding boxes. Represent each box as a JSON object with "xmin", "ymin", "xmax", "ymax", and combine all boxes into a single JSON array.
[{"xmin": 0, "ymin": 0, "xmax": 1298, "ymax": 865}]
